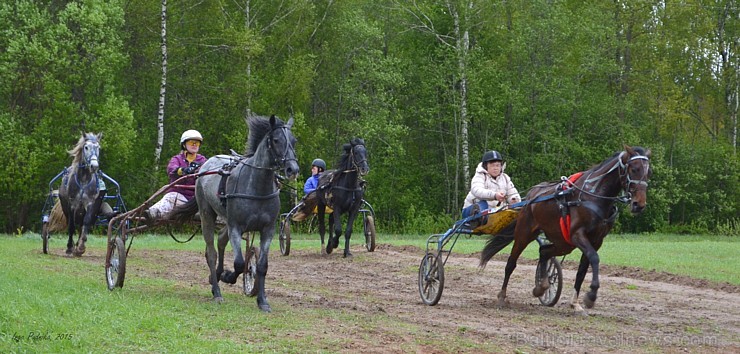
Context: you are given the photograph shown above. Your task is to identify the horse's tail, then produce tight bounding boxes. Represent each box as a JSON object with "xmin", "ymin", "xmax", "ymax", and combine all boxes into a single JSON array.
[
  {"xmin": 291, "ymin": 192, "xmax": 318, "ymax": 222},
  {"xmin": 168, "ymin": 198, "xmax": 199, "ymax": 224},
  {"xmin": 479, "ymin": 219, "xmax": 517, "ymax": 268},
  {"xmin": 47, "ymin": 200, "xmax": 67, "ymax": 233}
]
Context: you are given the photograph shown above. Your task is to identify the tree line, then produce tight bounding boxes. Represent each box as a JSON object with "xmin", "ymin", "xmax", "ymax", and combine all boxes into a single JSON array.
[{"xmin": 1, "ymin": 0, "xmax": 737, "ymax": 235}]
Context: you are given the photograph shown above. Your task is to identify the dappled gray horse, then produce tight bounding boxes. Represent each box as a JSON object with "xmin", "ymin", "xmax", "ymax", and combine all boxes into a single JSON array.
[
  {"xmin": 171, "ymin": 115, "xmax": 298, "ymax": 312},
  {"xmin": 58, "ymin": 132, "xmax": 104, "ymax": 256}
]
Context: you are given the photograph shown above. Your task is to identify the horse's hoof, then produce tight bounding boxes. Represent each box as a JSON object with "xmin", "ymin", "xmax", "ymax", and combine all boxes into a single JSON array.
[
  {"xmin": 66, "ymin": 248, "xmax": 73, "ymax": 255},
  {"xmin": 213, "ymin": 296, "xmax": 224, "ymax": 303},
  {"xmin": 325, "ymin": 245, "xmax": 333, "ymax": 254},
  {"xmin": 73, "ymin": 248, "xmax": 85, "ymax": 257},
  {"xmin": 343, "ymin": 252, "xmax": 353, "ymax": 258},
  {"xmin": 532, "ymin": 286, "xmax": 545, "ymax": 298},
  {"xmin": 258, "ymin": 303, "xmax": 272, "ymax": 313},
  {"xmin": 584, "ymin": 292, "xmax": 597, "ymax": 309}
]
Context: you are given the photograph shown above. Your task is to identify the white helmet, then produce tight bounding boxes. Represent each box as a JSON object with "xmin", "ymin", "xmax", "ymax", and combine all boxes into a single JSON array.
[{"xmin": 180, "ymin": 130, "xmax": 203, "ymax": 144}]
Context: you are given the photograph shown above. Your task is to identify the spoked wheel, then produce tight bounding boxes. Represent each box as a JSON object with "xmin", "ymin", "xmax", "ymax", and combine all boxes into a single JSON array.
[
  {"xmin": 42, "ymin": 222, "xmax": 50, "ymax": 254},
  {"xmin": 418, "ymin": 252, "xmax": 445, "ymax": 306},
  {"xmin": 363, "ymin": 214, "xmax": 376, "ymax": 252},
  {"xmin": 243, "ymin": 246, "xmax": 259, "ymax": 296},
  {"xmin": 106, "ymin": 237, "xmax": 127, "ymax": 290},
  {"xmin": 278, "ymin": 215, "xmax": 291, "ymax": 256},
  {"xmin": 536, "ymin": 256, "xmax": 563, "ymax": 306}
]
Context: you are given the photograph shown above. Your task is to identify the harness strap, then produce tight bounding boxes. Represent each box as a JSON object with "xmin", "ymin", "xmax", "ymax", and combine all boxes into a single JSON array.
[{"xmin": 225, "ymin": 191, "xmax": 280, "ymax": 200}]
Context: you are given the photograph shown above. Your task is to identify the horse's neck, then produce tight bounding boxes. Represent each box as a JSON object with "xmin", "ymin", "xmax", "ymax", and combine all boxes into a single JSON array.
[
  {"xmin": 336, "ymin": 168, "xmax": 359, "ymax": 187},
  {"xmin": 581, "ymin": 157, "xmax": 623, "ymax": 198},
  {"xmin": 233, "ymin": 152, "xmax": 275, "ymax": 194}
]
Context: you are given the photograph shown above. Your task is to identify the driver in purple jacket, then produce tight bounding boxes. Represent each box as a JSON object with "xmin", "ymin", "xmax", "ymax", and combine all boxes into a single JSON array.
[{"xmin": 145, "ymin": 129, "xmax": 207, "ymax": 221}]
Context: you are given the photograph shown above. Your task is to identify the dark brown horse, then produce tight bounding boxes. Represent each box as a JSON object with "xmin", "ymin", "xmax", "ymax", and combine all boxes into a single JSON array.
[{"xmin": 480, "ymin": 145, "xmax": 651, "ymax": 315}]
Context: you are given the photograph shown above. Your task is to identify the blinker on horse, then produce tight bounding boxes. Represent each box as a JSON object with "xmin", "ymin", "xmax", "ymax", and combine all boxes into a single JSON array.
[
  {"xmin": 170, "ymin": 115, "xmax": 299, "ymax": 312},
  {"xmin": 480, "ymin": 145, "xmax": 651, "ymax": 315},
  {"xmin": 58, "ymin": 132, "xmax": 104, "ymax": 257}
]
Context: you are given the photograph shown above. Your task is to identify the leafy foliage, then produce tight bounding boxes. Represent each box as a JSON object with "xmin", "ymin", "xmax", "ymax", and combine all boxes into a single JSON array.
[{"xmin": 0, "ymin": 0, "xmax": 737, "ymax": 235}]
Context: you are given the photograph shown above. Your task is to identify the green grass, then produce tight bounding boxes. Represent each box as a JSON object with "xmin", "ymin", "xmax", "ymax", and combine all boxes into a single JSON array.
[
  {"xmin": 29, "ymin": 231, "xmax": 740, "ymax": 285},
  {"xmin": 1, "ymin": 231, "xmax": 737, "ymax": 352}
]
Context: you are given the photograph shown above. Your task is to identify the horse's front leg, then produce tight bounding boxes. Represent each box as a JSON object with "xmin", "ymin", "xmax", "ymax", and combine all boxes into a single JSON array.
[
  {"xmin": 255, "ymin": 228, "xmax": 273, "ymax": 312},
  {"xmin": 221, "ymin": 225, "xmax": 245, "ymax": 284},
  {"xmin": 74, "ymin": 195, "xmax": 104, "ymax": 256},
  {"xmin": 65, "ymin": 218, "xmax": 75, "ymax": 255},
  {"xmin": 570, "ymin": 253, "xmax": 591, "ymax": 315},
  {"xmin": 341, "ymin": 210, "xmax": 361, "ymax": 258}
]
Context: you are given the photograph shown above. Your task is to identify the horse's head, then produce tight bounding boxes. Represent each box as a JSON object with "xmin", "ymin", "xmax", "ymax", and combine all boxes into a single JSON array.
[
  {"xmin": 267, "ymin": 115, "xmax": 299, "ymax": 180},
  {"xmin": 70, "ymin": 132, "xmax": 102, "ymax": 173},
  {"xmin": 348, "ymin": 138, "xmax": 369, "ymax": 176},
  {"xmin": 620, "ymin": 145, "xmax": 652, "ymax": 214}
]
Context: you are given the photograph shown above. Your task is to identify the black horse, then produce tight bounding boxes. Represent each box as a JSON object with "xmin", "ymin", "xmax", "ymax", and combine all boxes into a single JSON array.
[
  {"xmin": 317, "ymin": 138, "xmax": 370, "ymax": 257},
  {"xmin": 170, "ymin": 115, "xmax": 298, "ymax": 312},
  {"xmin": 480, "ymin": 145, "xmax": 652, "ymax": 315},
  {"xmin": 57, "ymin": 132, "xmax": 105, "ymax": 256}
]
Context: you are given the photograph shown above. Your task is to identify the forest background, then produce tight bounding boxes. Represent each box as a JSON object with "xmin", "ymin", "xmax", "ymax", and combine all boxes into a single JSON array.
[{"xmin": 1, "ymin": 0, "xmax": 737, "ymax": 235}]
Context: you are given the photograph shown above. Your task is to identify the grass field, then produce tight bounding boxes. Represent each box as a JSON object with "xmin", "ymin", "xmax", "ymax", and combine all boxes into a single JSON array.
[{"xmin": 1, "ymin": 232, "xmax": 737, "ymax": 352}]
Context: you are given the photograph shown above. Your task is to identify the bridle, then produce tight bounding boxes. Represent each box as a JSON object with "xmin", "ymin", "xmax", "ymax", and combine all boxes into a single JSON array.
[
  {"xmin": 572, "ymin": 151, "xmax": 650, "ymax": 203},
  {"xmin": 341, "ymin": 143, "xmax": 368, "ymax": 175},
  {"xmin": 80, "ymin": 137, "xmax": 100, "ymax": 170},
  {"xmin": 242, "ymin": 125, "xmax": 298, "ymax": 178}
]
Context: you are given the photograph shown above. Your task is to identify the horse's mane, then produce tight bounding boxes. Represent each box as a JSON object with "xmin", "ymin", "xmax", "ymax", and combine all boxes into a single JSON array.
[
  {"xmin": 335, "ymin": 138, "xmax": 365, "ymax": 170},
  {"xmin": 586, "ymin": 146, "xmax": 649, "ymax": 174},
  {"xmin": 67, "ymin": 132, "xmax": 100, "ymax": 173},
  {"xmin": 246, "ymin": 115, "xmax": 284, "ymax": 156}
]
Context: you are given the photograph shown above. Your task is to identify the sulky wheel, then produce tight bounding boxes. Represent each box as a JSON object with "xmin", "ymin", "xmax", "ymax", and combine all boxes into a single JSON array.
[
  {"xmin": 243, "ymin": 246, "xmax": 259, "ymax": 296},
  {"xmin": 418, "ymin": 252, "xmax": 445, "ymax": 306},
  {"xmin": 106, "ymin": 236, "xmax": 127, "ymax": 290},
  {"xmin": 536, "ymin": 256, "xmax": 563, "ymax": 306},
  {"xmin": 363, "ymin": 214, "xmax": 376, "ymax": 252},
  {"xmin": 42, "ymin": 221, "xmax": 50, "ymax": 254},
  {"xmin": 278, "ymin": 216, "xmax": 291, "ymax": 256}
]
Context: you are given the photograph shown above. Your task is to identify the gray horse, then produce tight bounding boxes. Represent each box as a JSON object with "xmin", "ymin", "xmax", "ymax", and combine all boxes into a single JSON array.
[
  {"xmin": 171, "ymin": 115, "xmax": 298, "ymax": 312},
  {"xmin": 58, "ymin": 132, "xmax": 104, "ymax": 256}
]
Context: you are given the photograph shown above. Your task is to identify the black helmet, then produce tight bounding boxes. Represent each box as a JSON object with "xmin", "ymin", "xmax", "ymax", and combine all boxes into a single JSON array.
[
  {"xmin": 481, "ymin": 150, "xmax": 503, "ymax": 163},
  {"xmin": 311, "ymin": 158, "xmax": 326, "ymax": 171}
]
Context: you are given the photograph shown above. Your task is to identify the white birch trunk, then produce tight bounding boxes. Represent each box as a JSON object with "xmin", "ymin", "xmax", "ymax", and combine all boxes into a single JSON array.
[{"xmin": 155, "ymin": 0, "xmax": 167, "ymax": 173}]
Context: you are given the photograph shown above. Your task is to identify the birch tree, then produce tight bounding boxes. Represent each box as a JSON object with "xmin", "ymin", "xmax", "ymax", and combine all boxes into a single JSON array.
[{"xmin": 154, "ymin": 0, "xmax": 167, "ymax": 175}]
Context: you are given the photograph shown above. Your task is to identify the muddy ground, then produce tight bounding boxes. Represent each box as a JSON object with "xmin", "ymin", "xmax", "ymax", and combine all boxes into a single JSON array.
[{"xmin": 97, "ymin": 242, "xmax": 739, "ymax": 353}]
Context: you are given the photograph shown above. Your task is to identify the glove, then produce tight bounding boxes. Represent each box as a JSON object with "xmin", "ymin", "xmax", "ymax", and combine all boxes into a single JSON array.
[{"xmin": 182, "ymin": 162, "xmax": 200, "ymax": 175}]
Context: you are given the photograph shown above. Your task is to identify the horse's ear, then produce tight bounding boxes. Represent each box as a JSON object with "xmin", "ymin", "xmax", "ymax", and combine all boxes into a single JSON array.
[
  {"xmin": 644, "ymin": 148, "xmax": 651, "ymax": 159},
  {"xmin": 343, "ymin": 143, "xmax": 351, "ymax": 151},
  {"xmin": 286, "ymin": 116, "xmax": 294, "ymax": 128},
  {"xmin": 269, "ymin": 114, "xmax": 277, "ymax": 127},
  {"xmin": 97, "ymin": 132, "xmax": 103, "ymax": 141}
]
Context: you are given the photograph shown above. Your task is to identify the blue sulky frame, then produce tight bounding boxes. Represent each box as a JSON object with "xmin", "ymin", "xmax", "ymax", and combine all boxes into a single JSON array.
[
  {"xmin": 276, "ymin": 199, "xmax": 376, "ymax": 256},
  {"xmin": 418, "ymin": 202, "xmax": 563, "ymax": 307},
  {"xmin": 41, "ymin": 168, "xmax": 127, "ymax": 254}
]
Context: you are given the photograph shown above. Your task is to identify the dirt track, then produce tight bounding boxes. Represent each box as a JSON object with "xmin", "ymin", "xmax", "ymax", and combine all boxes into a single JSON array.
[{"xmin": 109, "ymin": 243, "xmax": 738, "ymax": 353}]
